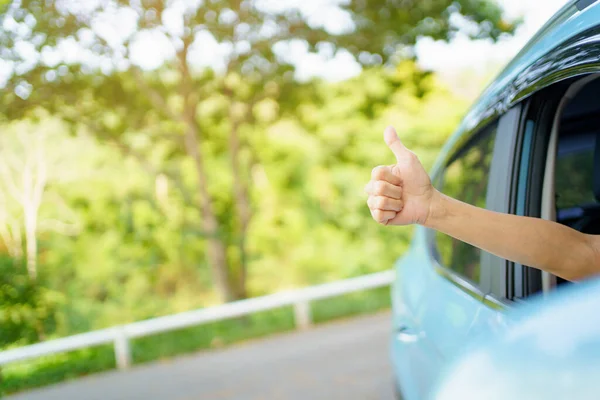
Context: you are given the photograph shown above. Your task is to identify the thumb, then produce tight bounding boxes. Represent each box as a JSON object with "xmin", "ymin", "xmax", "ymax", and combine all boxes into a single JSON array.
[{"xmin": 384, "ymin": 126, "xmax": 408, "ymax": 162}]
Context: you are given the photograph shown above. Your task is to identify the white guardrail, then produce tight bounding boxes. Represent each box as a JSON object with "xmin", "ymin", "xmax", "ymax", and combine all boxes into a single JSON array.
[{"xmin": 0, "ymin": 270, "xmax": 394, "ymax": 370}]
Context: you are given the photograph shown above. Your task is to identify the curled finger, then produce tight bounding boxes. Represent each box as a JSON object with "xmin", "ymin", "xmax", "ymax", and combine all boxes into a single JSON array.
[
  {"xmin": 365, "ymin": 180, "xmax": 403, "ymax": 199},
  {"xmin": 371, "ymin": 165, "xmax": 402, "ymax": 186},
  {"xmin": 368, "ymin": 196, "xmax": 404, "ymax": 212},
  {"xmin": 371, "ymin": 209, "xmax": 396, "ymax": 225}
]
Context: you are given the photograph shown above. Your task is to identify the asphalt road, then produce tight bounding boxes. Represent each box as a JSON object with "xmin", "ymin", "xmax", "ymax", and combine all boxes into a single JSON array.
[{"xmin": 8, "ymin": 312, "xmax": 395, "ymax": 400}]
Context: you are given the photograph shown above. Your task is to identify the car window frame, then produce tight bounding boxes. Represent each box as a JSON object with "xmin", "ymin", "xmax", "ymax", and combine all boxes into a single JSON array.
[
  {"xmin": 429, "ymin": 16, "xmax": 600, "ymax": 304},
  {"xmin": 510, "ymin": 80, "xmax": 570, "ymax": 300},
  {"xmin": 481, "ymin": 105, "xmax": 523, "ymax": 300},
  {"xmin": 427, "ymin": 106, "xmax": 522, "ymax": 302},
  {"xmin": 427, "ymin": 79, "xmax": 595, "ymax": 306}
]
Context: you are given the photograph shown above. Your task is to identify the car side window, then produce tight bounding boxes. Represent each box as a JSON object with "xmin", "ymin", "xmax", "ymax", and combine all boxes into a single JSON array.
[
  {"xmin": 555, "ymin": 132, "xmax": 596, "ymax": 212},
  {"xmin": 435, "ymin": 123, "xmax": 498, "ymax": 285}
]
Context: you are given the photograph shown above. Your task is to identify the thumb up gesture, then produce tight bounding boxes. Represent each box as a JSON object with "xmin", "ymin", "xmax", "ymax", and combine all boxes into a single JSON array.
[{"xmin": 365, "ymin": 127, "xmax": 435, "ymax": 226}]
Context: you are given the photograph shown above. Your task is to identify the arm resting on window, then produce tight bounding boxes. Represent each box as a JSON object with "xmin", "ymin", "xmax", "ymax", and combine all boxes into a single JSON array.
[
  {"xmin": 365, "ymin": 126, "xmax": 600, "ymax": 282},
  {"xmin": 424, "ymin": 191, "xmax": 600, "ymax": 282}
]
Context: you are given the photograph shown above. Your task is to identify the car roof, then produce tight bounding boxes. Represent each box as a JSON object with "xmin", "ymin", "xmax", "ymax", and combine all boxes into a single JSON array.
[{"xmin": 452, "ymin": 0, "xmax": 600, "ymax": 143}]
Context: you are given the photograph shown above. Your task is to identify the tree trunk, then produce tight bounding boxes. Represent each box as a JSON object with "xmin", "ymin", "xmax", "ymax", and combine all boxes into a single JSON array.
[
  {"xmin": 228, "ymin": 115, "xmax": 252, "ymax": 300},
  {"xmin": 24, "ymin": 210, "xmax": 38, "ymax": 281},
  {"xmin": 178, "ymin": 38, "xmax": 237, "ymax": 302},
  {"xmin": 21, "ymin": 135, "xmax": 46, "ymax": 282},
  {"xmin": 0, "ymin": 213, "xmax": 23, "ymax": 260},
  {"xmin": 182, "ymin": 123, "xmax": 237, "ymax": 302}
]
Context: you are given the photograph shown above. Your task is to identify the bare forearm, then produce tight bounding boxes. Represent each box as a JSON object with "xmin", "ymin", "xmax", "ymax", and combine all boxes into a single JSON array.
[{"xmin": 424, "ymin": 191, "xmax": 599, "ymax": 281}]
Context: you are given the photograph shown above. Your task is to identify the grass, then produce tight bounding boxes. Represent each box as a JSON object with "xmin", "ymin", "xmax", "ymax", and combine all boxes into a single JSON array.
[
  {"xmin": 0, "ymin": 286, "xmax": 391, "ymax": 396},
  {"xmin": 0, "ymin": 345, "xmax": 115, "ymax": 395}
]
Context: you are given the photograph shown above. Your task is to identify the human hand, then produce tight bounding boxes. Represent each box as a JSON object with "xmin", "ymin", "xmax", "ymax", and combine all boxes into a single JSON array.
[{"xmin": 365, "ymin": 126, "xmax": 436, "ymax": 226}]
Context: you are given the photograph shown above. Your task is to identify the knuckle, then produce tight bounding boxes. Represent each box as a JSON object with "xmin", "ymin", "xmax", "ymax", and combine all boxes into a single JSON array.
[
  {"xmin": 367, "ymin": 196, "xmax": 375, "ymax": 209},
  {"xmin": 377, "ymin": 197, "xmax": 387, "ymax": 209},
  {"xmin": 372, "ymin": 166, "xmax": 386, "ymax": 179},
  {"xmin": 373, "ymin": 209, "xmax": 384, "ymax": 222},
  {"xmin": 374, "ymin": 181, "xmax": 386, "ymax": 194}
]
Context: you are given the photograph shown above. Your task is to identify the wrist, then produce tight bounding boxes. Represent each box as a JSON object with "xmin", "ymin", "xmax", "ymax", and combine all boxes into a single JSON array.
[{"xmin": 422, "ymin": 189, "xmax": 446, "ymax": 228}]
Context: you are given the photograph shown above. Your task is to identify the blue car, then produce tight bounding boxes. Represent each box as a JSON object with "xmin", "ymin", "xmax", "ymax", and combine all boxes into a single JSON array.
[{"xmin": 391, "ymin": 1, "xmax": 600, "ymax": 398}]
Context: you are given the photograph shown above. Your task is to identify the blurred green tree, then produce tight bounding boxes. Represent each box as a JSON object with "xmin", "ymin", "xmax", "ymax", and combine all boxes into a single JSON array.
[
  {"xmin": 0, "ymin": 119, "xmax": 81, "ymax": 282},
  {"xmin": 0, "ymin": 255, "xmax": 59, "ymax": 346},
  {"xmin": 0, "ymin": 0, "xmax": 517, "ymax": 302}
]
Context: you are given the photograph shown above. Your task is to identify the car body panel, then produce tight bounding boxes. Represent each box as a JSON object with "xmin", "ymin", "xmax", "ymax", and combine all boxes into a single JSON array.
[
  {"xmin": 433, "ymin": 278, "xmax": 600, "ymax": 400},
  {"xmin": 391, "ymin": 227, "xmax": 499, "ymax": 398},
  {"xmin": 391, "ymin": 227, "xmax": 443, "ymax": 399}
]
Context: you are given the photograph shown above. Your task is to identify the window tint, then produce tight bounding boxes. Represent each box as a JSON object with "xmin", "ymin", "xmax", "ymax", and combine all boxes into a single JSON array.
[
  {"xmin": 435, "ymin": 124, "xmax": 497, "ymax": 284},
  {"xmin": 555, "ymin": 133, "xmax": 596, "ymax": 210}
]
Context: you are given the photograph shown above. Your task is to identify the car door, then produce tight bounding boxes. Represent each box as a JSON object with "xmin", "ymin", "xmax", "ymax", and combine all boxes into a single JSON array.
[
  {"xmin": 476, "ymin": 79, "xmax": 585, "ymax": 345},
  {"xmin": 391, "ymin": 108, "xmax": 521, "ymax": 399},
  {"xmin": 433, "ymin": 277, "xmax": 600, "ymax": 400}
]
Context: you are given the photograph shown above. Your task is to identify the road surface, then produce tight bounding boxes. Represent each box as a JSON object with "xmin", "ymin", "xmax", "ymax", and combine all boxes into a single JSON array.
[{"xmin": 8, "ymin": 312, "xmax": 395, "ymax": 400}]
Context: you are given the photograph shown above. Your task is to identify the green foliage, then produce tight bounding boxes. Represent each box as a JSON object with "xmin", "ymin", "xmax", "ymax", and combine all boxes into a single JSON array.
[
  {"xmin": 0, "ymin": 256, "xmax": 59, "ymax": 348},
  {"xmin": 0, "ymin": 62, "xmax": 469, "ymax": 337},
  {"xmin": 340, "ymin": 0, "xmax": 518, "ymax": 63},
  {"xmin": 0, "ymin": 0, "xmax": 505, "ymax": 394},
  {"xmin": 0, "ymin": 345, "xmax": 115, "ymax": 396},
  {"xmin": 0, "ymin": 63, "xmax": 473, "ymax": 394},
  {"xmin": 131, "ymin": 307, "xmax": 296, "ymax": 364},
  {"xmin": 311, "ymin": 286, "xmax": 391, "ymax": 323},
  {"xmin": 0, "ymin": 0, "xmax": 509, "ymax": 302}
]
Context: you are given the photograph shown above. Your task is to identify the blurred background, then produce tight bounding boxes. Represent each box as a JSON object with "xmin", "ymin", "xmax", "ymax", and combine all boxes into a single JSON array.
[{"xmin": 0, "ymin": 0, "xmax": 565, "ymax": 397}]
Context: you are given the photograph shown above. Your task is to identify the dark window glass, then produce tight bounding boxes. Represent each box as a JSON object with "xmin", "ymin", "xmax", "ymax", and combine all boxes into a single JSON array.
[
  {"xmin": 435, "ymin": 124, "xmax": 498, "ymax": 284},
  {"xmin": 555, "ymin": 133, "xmax": 596, "ymax": 210}
]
